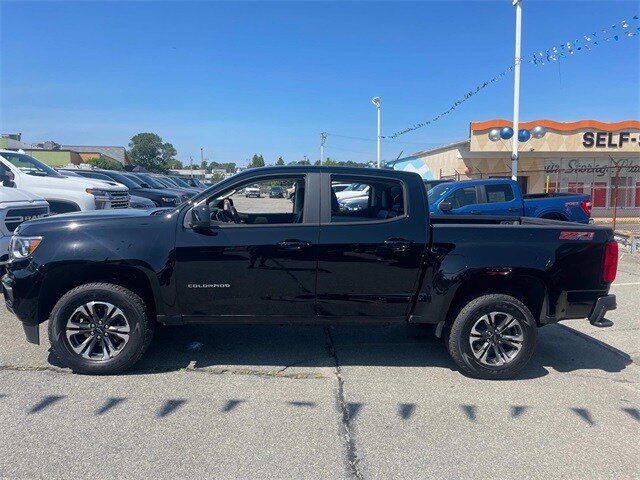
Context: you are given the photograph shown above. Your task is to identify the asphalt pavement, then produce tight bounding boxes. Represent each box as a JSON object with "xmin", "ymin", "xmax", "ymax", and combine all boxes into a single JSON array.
[{"xmin": 0, "ymin": 253, "xmax": 638, "ymax": 479}]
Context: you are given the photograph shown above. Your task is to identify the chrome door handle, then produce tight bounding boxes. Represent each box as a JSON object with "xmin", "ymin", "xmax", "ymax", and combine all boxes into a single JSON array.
[{"xmin": 278, "ymin": 240, "xmax": 311, "ymax": 250}]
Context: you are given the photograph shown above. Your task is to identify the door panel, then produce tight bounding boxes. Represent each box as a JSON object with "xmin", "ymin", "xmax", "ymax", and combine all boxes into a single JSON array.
[
  {"xmin": 316, "ymin": 175, "xmax": 426, "ymax": 319},
  {"xmin": 174, "ymin": 173, "xmax": 320, "ymax": 320},
  {"xmin": 175, "ymin": 225, "xmax": 318, "ymax": 317},
  {"xmin": 482, "ymin": 183, "xmax": 519, "ymax": 215}
]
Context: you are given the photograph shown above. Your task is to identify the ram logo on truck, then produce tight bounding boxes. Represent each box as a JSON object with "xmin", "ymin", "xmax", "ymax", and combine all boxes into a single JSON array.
[{"xmin": 6, "ymin": 213, "xmax": 48, "ymax": 223}]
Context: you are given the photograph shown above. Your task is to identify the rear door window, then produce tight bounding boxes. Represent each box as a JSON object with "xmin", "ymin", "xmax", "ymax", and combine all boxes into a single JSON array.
[{"xmin": 485, "ymin": 184, "xmax": 514, "ymax": 203}]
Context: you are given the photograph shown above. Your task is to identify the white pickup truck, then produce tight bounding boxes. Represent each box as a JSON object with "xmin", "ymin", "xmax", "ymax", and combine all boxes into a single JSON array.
[
  {"xmin": 0, "ymin": 150, "xmax": 130, "ymax": 213},
  {"xmin": 244, "ymin": 184, "xmax": 261, "ymax": 198},
  {"xmin": 0, "ymin": 187, "xmax": 49, "ymax": 268}
]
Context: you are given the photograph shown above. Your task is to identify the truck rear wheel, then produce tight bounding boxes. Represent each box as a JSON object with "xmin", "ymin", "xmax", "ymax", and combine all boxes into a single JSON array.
[
  {"xmin": 447, "ymin": 294, "xmax": 537, "ymax": 380},
  {"xmin": 48, "ymin": 283, "xmax": 154, "ymax": 375}
]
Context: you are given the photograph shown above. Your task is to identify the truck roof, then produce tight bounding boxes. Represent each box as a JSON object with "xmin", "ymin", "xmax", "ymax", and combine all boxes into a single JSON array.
[
  {"xmin": 230, "ymin": 165, "xmax": 423, "ymax": 181},
  {"xmin": 444, "ymin": 178, "xmax": 514, "ymax": 186}
]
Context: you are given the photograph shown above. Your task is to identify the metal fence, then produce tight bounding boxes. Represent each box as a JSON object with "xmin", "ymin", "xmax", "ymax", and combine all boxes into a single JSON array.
[{"xmin": 440, "ymin": 166, "xmax": 640, "ymax": 239}]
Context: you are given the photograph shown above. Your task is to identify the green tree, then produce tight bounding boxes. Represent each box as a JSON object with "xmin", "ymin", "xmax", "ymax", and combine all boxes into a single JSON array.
[
  {"xmin": 276, "ymin": 156, "xmax": 285, "ymax": 166},
  {"xmin": 200, "ymin": 160, "xmax": 209, "ymax": 171},
  {"xmin": 85, "ymin": 156, "xmax": 124, "ymax": 171},
  {"xmin": 248, "ymin": 154, "xmax": 265, "ymax": 168},
  {"xmin": 166, "ymin": 159, "xmax": 184, "ymax": 169},
  {"xmin": 127, "ymin": 132, "xmax": 178, "ymax": 173},
  {"xmin": 210, "ymin": 172, "xmax": 225, "ymax": 183}
]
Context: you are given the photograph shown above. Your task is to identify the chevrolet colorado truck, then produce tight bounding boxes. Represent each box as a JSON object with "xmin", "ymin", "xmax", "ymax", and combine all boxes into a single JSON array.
[
  {"xmin": 2, "ymin": 166, "xmax": 618, "ymax": 379},
  {"xmin": 428, "ymin": 178, "xmax": 592, "ymax": 223}
]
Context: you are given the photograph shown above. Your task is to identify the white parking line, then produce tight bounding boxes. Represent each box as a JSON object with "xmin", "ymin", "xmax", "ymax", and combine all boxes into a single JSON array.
[{"xmin": 611, "ymin": 282, "xmax": 640, "ymax": 286}]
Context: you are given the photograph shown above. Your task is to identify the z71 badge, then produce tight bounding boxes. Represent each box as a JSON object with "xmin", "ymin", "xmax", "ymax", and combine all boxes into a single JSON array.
[{"xmin": 559, "ymin": 231, "xmax": 595, "ymax": 241}]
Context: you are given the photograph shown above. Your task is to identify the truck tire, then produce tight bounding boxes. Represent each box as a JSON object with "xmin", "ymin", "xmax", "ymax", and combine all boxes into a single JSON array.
[
  {"xmin": 447, "ymin": 294, "xmax": 537, "ymax": 380},
  {"xmin": 48, "ymin": 283, "xmax": 154, "ymax": 375}
]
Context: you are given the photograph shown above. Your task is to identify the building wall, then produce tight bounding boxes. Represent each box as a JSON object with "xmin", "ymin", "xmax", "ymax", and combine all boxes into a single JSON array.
[
  {"xmin": 411, "ymin": 120, "xmax": 640, "ymax": 204},
  {"xmin": 27, "ymin": 150, "xmax": 83, "ymax": 167}
]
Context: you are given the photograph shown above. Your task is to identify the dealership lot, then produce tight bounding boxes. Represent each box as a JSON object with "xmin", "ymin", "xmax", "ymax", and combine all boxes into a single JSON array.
[{"xmin": 0, "ymin": 253, "xmax": 638, "ymax": 479}]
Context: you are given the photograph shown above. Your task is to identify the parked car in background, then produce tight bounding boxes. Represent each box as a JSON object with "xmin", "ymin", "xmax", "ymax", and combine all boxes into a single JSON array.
[
  {"xmin": 167, "ymin": 175, "xmax": 206, "ymax": 191},
  {"xmin": 0, "ymin": 150, "xmax": 129, "ymax": 213},
  {"xmin": 0, "ymin": 187, "xmax": 49, "ymax": 270},
  {"xmin": 130, "ymin": 173, "xmax": 196, "ymax": 204},
  {"xmin": 152, "ymin": 175, "xmax": 200, "ymax": 195},
  {"xmin": 335, "ymin": 183, "xmax": 370, "ymax": 201},
  {"xmin": 128, "ymin": 195, "xmax": 156, "ymax": 209},
  {"xmin": 245, "ymin": 184, "xmax": 261, "ymax": 197},
  {"xmin": 332, "ymin": 183, "xmax": 352, "ymax": 193},
  {"xmin": 176, "ymin": 177, "xmax": 208, "ymax": 189},
  {"xmin": 269, "ymin": 186, "xmax": 286, "ymax": 198},
  {"xmin": 338, "ymin": 195, "xmax": 368, "ymax": 212},
  {"xmin": 61, "ymin": 169, "xmax": 183, "ymax": 208},
  {"xmin": 428, "ymin": 178, "xmax": 592, "ymax": 223},
  {"xmin": 424, "ymin": 178, "xmax": 454, "ymax": 191}
]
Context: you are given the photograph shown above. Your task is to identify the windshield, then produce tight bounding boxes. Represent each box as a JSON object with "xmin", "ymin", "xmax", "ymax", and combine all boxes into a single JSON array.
[
  {"xmin": 122, "ymin": 173, "xmax": 145, "ymax": 187},
  {"xmin": 101, "ymin": 171, "xmax": 140, "ymax": 189},
  {"xmin": 0, "ymin": 152, "xmax": 64, "ymax": 177},
  {"xmin": 159, "ymin": 176, "xmax": 179, "ymax": 187},
  {"xmin": 170, "ymin": 176, "xmax": 191, "ymax": 188},
  {"xmin": 154, "ymin": 177, "xmax": 174, "ymax": 188},
  {"xmin": 427, "ymin": 183, "xmax": 456, "ymax": 203},
  {"xmin": 135, "ymin": 173, "xmax": 166, "ymax": 189}
]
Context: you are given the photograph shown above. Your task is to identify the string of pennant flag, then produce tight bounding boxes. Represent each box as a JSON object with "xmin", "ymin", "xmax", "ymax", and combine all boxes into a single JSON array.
[{"xmin": 384, "ymin": 15, "xmax": 639, "ymax": 139}]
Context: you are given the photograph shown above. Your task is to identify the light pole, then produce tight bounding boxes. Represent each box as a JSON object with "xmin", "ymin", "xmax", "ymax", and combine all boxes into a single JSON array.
[
  {"xmin": 511, "ymin": 0, "xmax": 523, "ymax": 181},
  {"xmin": 372, "ymin": 96, "xmax": 381, "ymax": 168}
]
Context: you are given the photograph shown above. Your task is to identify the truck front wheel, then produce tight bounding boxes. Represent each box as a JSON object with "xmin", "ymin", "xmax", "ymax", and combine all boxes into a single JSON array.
[
  {"xmin": 48, "ymin": 283, "xmax": 154, "ymax": 375},
  {"xmin": 447, "ymin": 294, "xmax": 537, "ymax": 380}
]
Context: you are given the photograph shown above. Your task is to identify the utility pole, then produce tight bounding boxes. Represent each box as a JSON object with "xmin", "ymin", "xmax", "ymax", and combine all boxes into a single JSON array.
[
  {"xmin": 320, "ymin": 132, "xmax": 327, "ymax": 166},
  {"xmin": 199, "ymin": 148, "xmax": 204, "ymax": 178},
  {"xmin": 190, "ymin": 156, "xmax": 193, "ymax": 177},
  {"xmin": 303, "ymin": 155, "xmax": 308, "ymax": 165}
]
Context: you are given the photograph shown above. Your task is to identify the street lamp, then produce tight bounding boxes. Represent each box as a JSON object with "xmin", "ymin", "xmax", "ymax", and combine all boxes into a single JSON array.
[
  {"xmin": 511, "ymin": 0, "xmax": 523, "ymax": 180},
  {"xmin": 372, "ymin": 96, "xmax": 381, "ymax": 168}
]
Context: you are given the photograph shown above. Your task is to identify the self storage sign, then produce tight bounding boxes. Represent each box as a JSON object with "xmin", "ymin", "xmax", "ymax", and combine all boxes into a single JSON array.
[{"xmin": 582, "ymin": 131, "xmax": 639, "ymax": 149}]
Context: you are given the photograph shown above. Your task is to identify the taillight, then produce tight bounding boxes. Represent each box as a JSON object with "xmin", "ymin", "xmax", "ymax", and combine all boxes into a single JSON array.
[
  {"xmin": 603, "ymin": 241, "xmax": 618, "ymax": 283},
  {"xmin": 580, "ymin": 200, "xmax": 592, "ymax": 216}
]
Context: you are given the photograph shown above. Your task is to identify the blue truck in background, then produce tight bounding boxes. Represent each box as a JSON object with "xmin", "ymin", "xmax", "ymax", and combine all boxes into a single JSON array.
[{"xmin": 427, "ymin": 178, "xmax": 592, "ymax": 224}]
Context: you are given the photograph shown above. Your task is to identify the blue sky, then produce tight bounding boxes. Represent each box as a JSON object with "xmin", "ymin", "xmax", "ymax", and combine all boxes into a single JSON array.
[{"xmin": 1, "ymin": 0, "xmax": 638, "ymax": 167}]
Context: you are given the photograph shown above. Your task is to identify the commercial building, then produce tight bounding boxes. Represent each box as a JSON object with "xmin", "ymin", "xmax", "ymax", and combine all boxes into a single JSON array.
[
  {"xmin": 0, "ymin": 135, "xmax": 131, "ymax": 167},
  {"xmin": 392, "ymin": 119, "xmax": 640, "ymax": 210}
]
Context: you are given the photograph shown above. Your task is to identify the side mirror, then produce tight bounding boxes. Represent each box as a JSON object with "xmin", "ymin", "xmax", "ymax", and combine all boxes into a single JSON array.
[
  {"xmin": 439, "ymin": 201, "xmax": 453, "ymax": 212},
  {"xmin": 141, "ymin": 182, "xmax": 150, "ymax": 188},
  {"xmin": 190, "ymin": 205, "xmax": 211, "ymax": 230}
]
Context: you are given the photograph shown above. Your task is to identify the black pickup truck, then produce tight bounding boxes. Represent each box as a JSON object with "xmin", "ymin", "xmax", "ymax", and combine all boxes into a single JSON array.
[{"xmin": 2, "ymin": 166, "xmax": 619, "ymax": 379}]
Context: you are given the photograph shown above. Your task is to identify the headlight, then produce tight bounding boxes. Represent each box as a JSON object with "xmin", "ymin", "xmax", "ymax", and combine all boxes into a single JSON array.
[
  {"xmin": 161, "ymin": 196, "xmax": 178, "ymax": 204},
  {"xmin": 86, "ymin": 188, "xmax": 110, "ymax": 197},
  {"xmin": 9, "ymin": 236, "xmax": 43, "ymax": 260}
]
